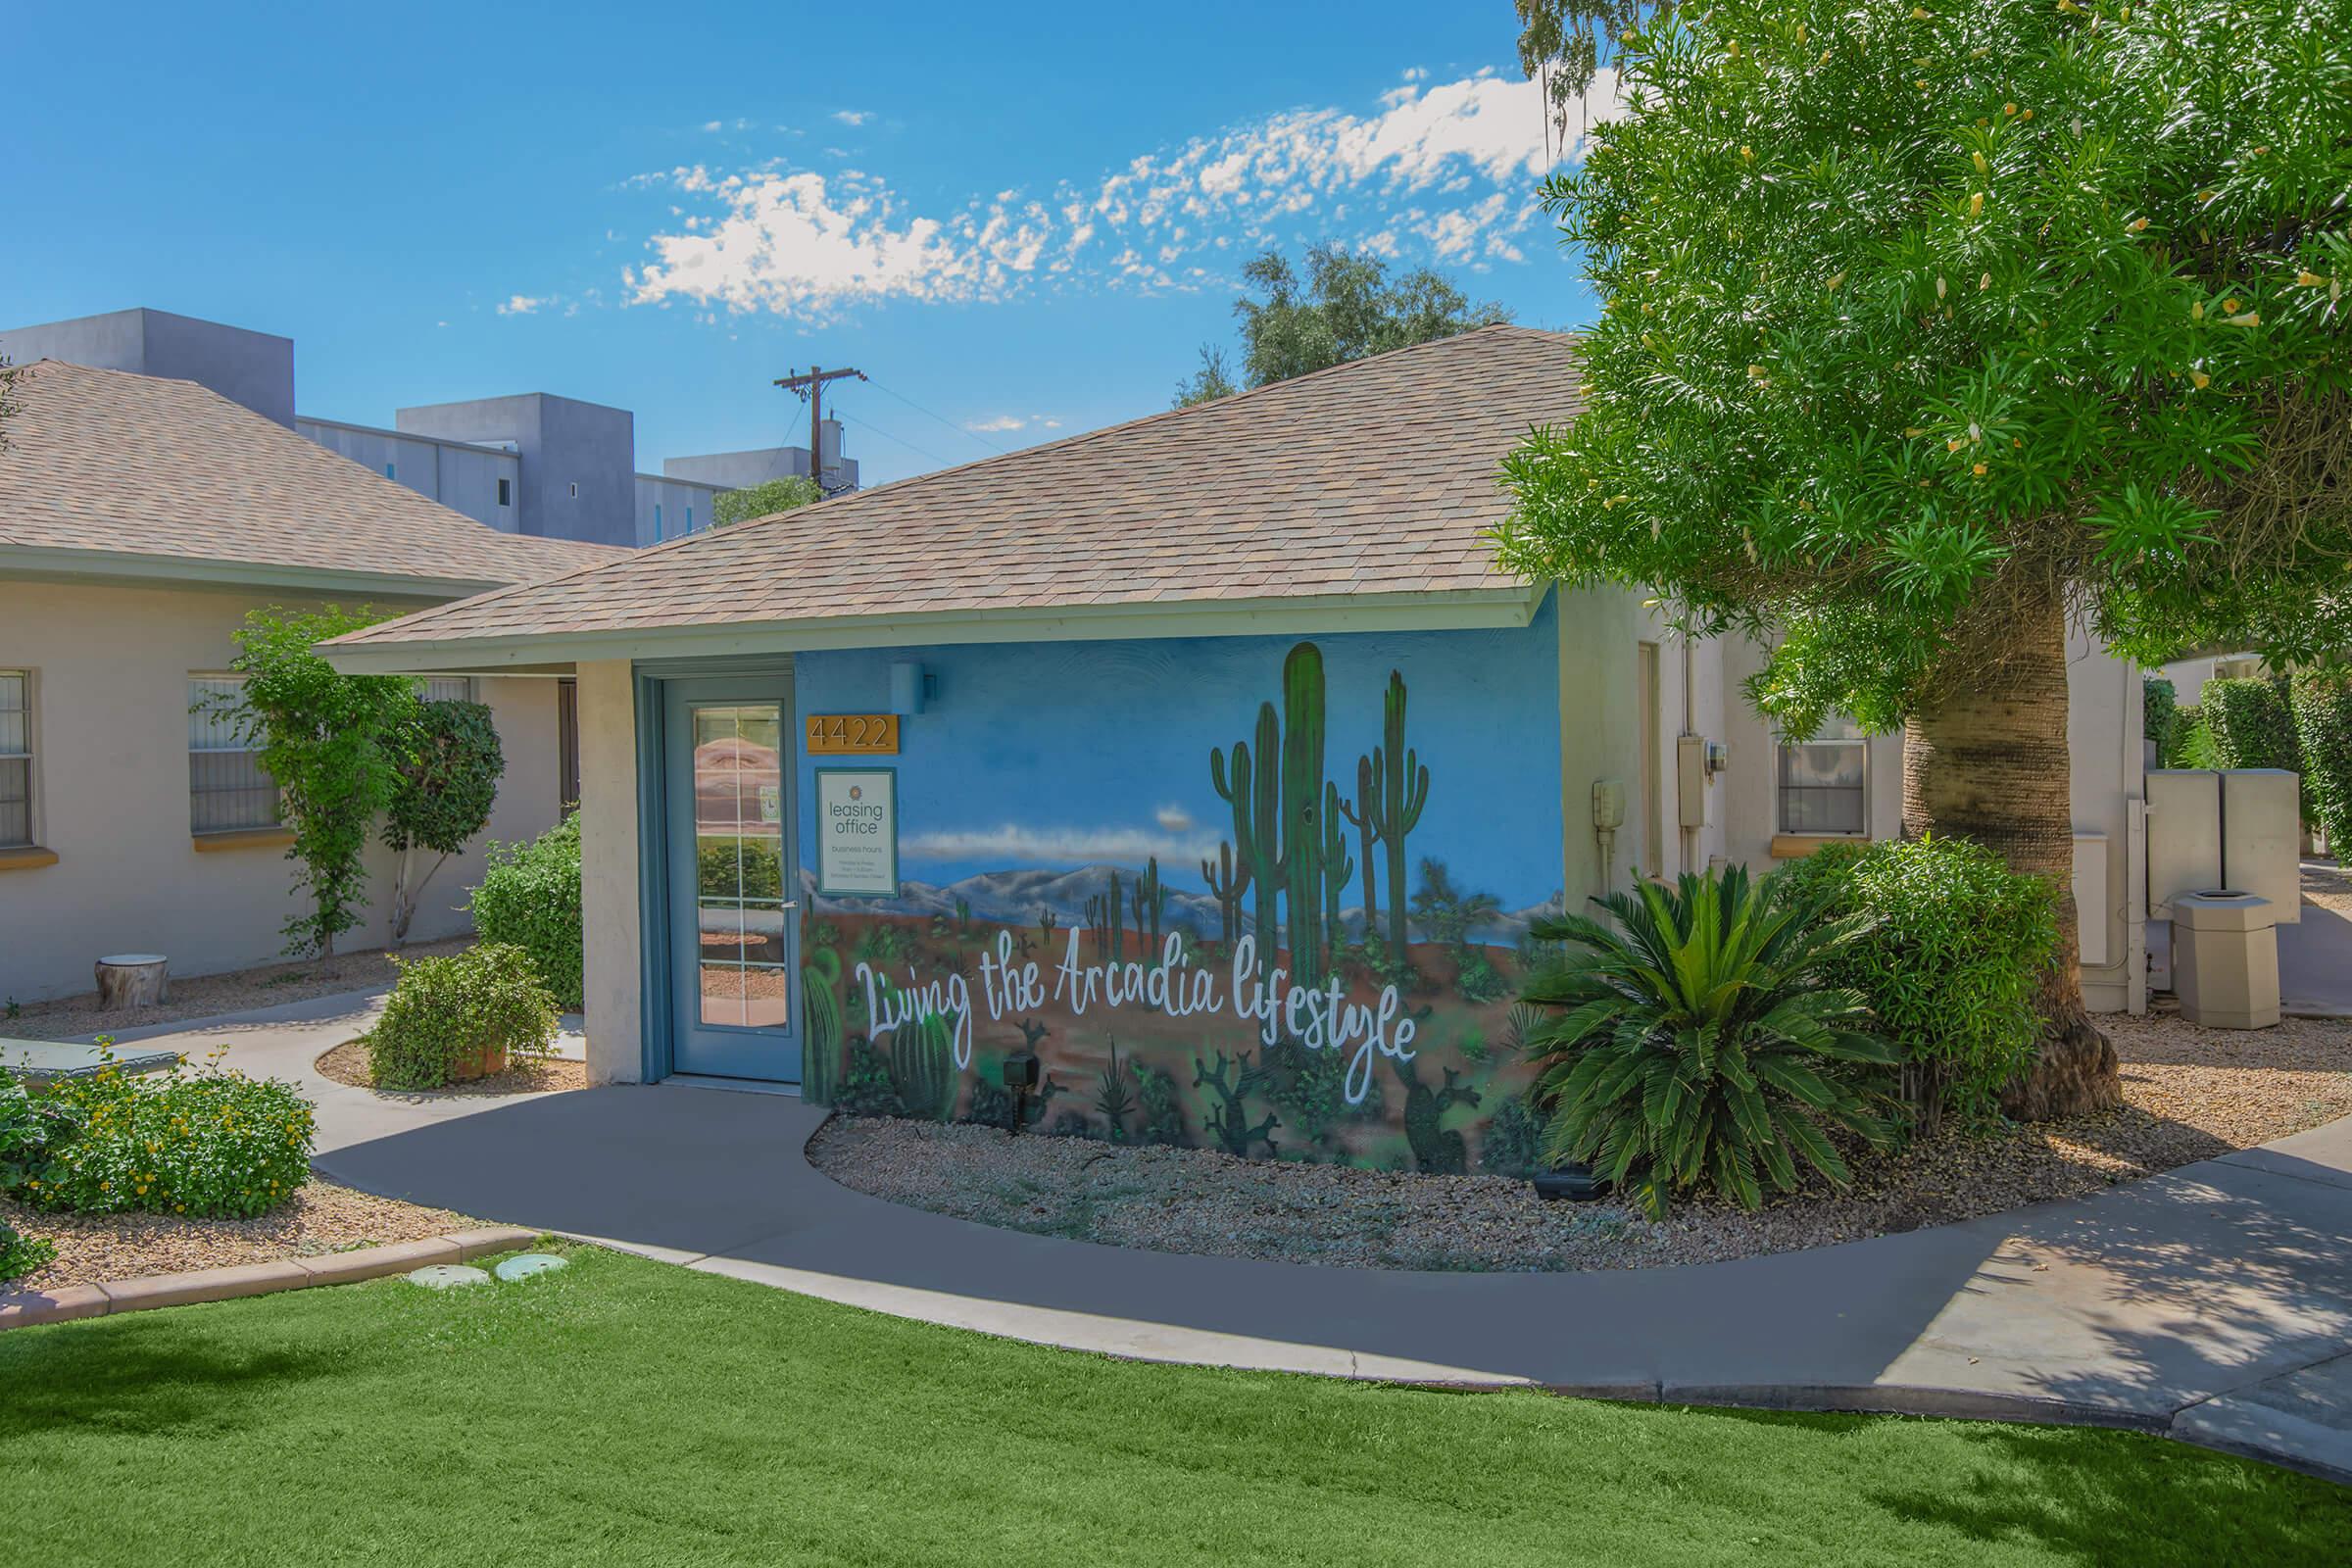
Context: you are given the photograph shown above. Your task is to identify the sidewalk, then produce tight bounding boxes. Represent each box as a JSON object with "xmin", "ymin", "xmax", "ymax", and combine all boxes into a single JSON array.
[{"xmin": 310, "ymin": 1077, "xmax": 2352, "ymax": 1487}]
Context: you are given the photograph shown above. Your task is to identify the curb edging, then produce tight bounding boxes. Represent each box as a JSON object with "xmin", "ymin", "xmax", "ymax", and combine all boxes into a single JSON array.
[{"xmin": 0, "ymin": 1225, "xmax": 540, "ymax": 1331}]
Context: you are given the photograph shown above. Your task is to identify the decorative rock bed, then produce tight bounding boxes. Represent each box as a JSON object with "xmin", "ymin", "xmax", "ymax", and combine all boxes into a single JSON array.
[{"xmin": 809, "ymin": 1010, "xmax": 2352, "ymax": 1272}]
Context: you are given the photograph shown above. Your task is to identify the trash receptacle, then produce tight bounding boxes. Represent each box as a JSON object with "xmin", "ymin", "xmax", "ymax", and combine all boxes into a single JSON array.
[{"xmin": 2172, "ymin": 890, "xmax": 2279, "ymax": 1029}]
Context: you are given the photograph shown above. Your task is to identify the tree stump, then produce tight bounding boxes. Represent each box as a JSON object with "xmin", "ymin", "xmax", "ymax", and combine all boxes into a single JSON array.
[{"xmin": 94, "ymin": 954, "xmax": 170, "ymax": 1010}]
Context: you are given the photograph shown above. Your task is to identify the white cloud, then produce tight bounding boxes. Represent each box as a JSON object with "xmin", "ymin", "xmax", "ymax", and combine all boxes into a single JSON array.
[
  {"xmin": 623, "ymin": 67, "xmax": 1615, "ymax": 320},
  {"xmin": 1154, "ymin": 805, "xmax": 1194, "ymax": 832},
  {"xmin": 496, "ymin": 294, "xmax": 552, "ymax": 316},
  {"xmin": 967, "ymin": 415, "xmax": 1028, "ymax": 432},
  {"xmin": 831, "ymin": 109, "xmax": 872, "ymax": 126},
  {"xmin": 903, "ymin": 823, "xmax": 1218, "ymax": 865}
]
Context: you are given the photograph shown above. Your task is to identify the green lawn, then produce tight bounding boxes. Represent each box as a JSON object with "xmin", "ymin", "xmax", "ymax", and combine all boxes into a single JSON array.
[{"xmin": 2, "ymin": 1246, "xmax": 2344, "ymax": 1566}]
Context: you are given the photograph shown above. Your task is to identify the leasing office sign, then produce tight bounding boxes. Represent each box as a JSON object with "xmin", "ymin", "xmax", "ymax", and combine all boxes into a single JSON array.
[{"xmin": 815, "ymin": 767, "xmax": 898, "ymax": 897}]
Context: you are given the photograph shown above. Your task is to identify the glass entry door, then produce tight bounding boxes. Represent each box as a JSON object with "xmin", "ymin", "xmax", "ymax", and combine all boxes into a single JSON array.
[{"xmin": 664, "ymin": 679, "xmax": 802, "ymax": 1081}]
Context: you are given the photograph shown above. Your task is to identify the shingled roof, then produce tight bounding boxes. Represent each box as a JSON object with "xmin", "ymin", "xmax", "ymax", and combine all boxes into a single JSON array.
[
  {"xmin": 0, "ymin": 360, "xmax": 623, "ymax": 592},
  {"xmin": 325, "ymin": 324, "xmax": 1579, "ymax": 660}
]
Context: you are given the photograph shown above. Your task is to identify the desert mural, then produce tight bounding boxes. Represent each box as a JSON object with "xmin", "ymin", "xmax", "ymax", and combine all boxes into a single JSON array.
[{"xmin": 791, "ymin": 603, "xmax": 1566, "ymax": 1173}]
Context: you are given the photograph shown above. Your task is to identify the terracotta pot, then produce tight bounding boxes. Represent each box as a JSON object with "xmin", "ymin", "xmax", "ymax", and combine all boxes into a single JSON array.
[{"xmin": 450, "ymin": 1041, "xmax": 510, "ymax": 1083}]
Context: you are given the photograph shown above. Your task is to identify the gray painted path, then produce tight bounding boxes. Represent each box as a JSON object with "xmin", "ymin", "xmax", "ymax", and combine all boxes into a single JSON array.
[{"xmin": 77, "ymin": 991, "xmax": 2352, "ymax": 1487}]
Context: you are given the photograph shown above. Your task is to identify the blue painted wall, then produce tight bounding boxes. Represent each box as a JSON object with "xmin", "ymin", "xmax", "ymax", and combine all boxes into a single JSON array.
[{"xmin": 788, "ymin": 594, "xmax": 1566, "ymax": 1171}]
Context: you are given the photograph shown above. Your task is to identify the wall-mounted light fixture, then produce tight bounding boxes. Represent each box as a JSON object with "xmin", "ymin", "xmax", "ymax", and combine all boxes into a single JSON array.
[{"xmin": 889, "ymin": 661, "xmax": 931, "ymax": 715}]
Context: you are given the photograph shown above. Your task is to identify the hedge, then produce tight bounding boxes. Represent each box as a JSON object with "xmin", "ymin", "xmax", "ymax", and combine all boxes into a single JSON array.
[
  {"xmin": 2142, "ymin": 676, "xmax": 2180, "ymax": 766},
  {"xmin": 1773, "ymin": 837, "xmax": 2059, "ymax": 1127},
  {"xmin": 2292, "ymin": 668, "xmax": 2352, "ymax": 852},
  {"xmin": 367, "ymin": 942, "xmax": 559, "ymax": 1090}
]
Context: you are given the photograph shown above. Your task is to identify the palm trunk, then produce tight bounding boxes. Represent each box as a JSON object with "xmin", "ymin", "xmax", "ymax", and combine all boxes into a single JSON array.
[{"xmin": 1900, "ymin": 584, "xmax": 2120, "ymax": 1120}]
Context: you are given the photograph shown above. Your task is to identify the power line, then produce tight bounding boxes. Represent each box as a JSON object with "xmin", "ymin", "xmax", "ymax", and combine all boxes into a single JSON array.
[
  {"xmin": 833, "ymin": 408, "xmax": 959, "ymax": 472},
  {"xmin": 864, "ymin": 377, "xmax": 1007, "ymax": 456}
]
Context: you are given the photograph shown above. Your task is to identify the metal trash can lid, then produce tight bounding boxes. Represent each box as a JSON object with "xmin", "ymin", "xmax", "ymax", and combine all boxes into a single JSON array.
[{"xmin": 2172, "ymin": 890, "xmax": 2276, "ymax": 931}]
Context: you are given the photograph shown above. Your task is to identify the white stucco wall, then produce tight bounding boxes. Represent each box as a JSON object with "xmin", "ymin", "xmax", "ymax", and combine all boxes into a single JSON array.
[
  {"xmin": 575, "ymin": 659, "xmax": 643, "ymax": 1085},
  {"xmin": 0, "ymin": 579, "xmax": 568, "ymax": 1004}
]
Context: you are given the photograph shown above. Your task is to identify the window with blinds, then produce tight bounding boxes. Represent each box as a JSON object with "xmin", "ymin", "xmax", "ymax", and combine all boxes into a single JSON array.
[
  {"xmin": 422, "ymin": 676, "xmax": 476, "ymax": 704},
  {"xmin": 0, "ymin": 671, "xmax": 31, "ymax": 849},
  {"xmin": 188, "ymin": 675, "xmax": 280, "ymax": 834},
  {"xmin": 1776, "ymin": 713, "xmax": 1868, "ymax": 836}
]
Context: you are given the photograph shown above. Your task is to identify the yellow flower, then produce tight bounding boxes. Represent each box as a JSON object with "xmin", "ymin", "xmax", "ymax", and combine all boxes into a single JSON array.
[
  {"xmin": 1936, "ymin": 275, "xmax": 1948, "ymax": 300},
  {"xmin": 2190, "ymin": 369, "xmax": 2211, "ymax": 389},
  {"xmin": 1972, "ymin": 463, "xmax": 1988, "ymax": 476},
  {"xmin": 2004, "ymin": 102, "xmax": 2019, "ymax": 117},
  {"xmin": 1904, "ymin": 426, "xmax": 1926, "ymax": 438},
  {"xmin": 2222, "ymin": 298, "xmax": 2240, "ymax": 313},
  {"xmin": 1970, "ymin": 192, "xmax": 1984, "ymax": 218},
  {"xmin": 2226, "ymin": 312, "xmax": 2261, "ymax": 327},
  {"xmin": 1979, "ymin": 271, "xmax": 1991, "ymax": 291},
  {"xmin": 2297, "ymin": 271, "xmax": 2327, "ymax": 287},
  {"xmin": 2192, "ymin": 300, "xmax": 2206, "ymax": 320},
  {"xmin": 2020, "ymin": 109, "xmax": 2034, "ymax": 121},
  {"xmin": 1740, "ymin": 145, "xmax": 1754, "ymax": 163}
]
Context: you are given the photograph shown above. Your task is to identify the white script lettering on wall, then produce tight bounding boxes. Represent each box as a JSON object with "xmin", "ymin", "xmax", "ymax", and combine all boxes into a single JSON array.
[{"xmin": 857, "ymin": 928, "xmax": 1418, "ymax": 1105}]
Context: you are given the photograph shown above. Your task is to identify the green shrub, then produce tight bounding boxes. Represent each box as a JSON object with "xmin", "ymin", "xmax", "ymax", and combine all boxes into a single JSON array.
[
  {"xmin": 2166, "ymin": 705, "xmax": 2222, "ymax": 769},
  {"xmin": 2142, "ymin": 677, "xmax": 2180, "ymax": 765},
  {"xmin": 366, "ymin": 943, "xmax": 559, "ymax": 1090},
  {"xmin": 13, "ymin": 1050, "xmax": 315, "ymax": 1219},
  {"xmin": 2205, "ymin": 677, "xmax": 2300, "ymax": 772},
  {"xmin": 1773, "ymin": 838, "xmax": 2059, "ymax": 1126},
  {"xmin": 0, "ymin": 1216, "xmax": 52, "ymax": 1285},
  {"xmin": 1521, "ymin": 866, "xmax": 1899, "ymax": 1219},
  {"xmin": 699, "ymin": 835, "xmax": 785, "ymax": 901},
  {"xmin": 2291, "ymin": 668, "xmax": 2352, "ymax": 852},
  {"xmin": 469, "ymin": 814, "xmax": 585, "ymax": 1010}
]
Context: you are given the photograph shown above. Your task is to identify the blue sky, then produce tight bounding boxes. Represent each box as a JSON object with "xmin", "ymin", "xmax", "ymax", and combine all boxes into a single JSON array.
[{"xmin": 4, "ymin": 1, "xmax": 1608, "ymax": 486}]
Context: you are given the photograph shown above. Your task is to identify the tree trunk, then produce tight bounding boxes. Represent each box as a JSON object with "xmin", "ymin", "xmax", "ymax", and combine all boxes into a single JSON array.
[{"xmin": 1901, "ymin": 585, "xmax": 2121, "ymax": 1121}]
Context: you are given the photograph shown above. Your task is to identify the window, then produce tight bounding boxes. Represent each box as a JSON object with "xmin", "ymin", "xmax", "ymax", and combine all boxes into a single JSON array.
[
  {"xmin": 0, "ymin": 671, "xmax": 32, "ymax": 848},
  {"xmin": 685, "ymin": 505, "xmax": 694, "ymax": 531},
  {"xmin": 568, "ymin": 482, "xmax": 579, "ymax": 498},
  {"xmin": 496, "ymin": 476, "xmax": 513, "ymax": 507},
  {"xmin": 1777, "ymin": 714, "xmax": 1868, "ymax": 836},
  {"xmin": 384, "ymin": 462, "xmax": 397, "ymax": 480},
  {"xmin": 422, "ymin": 676, "xmax": 476, "ymax": 705},
  {"xmin": 188, "ymin": 676, "xmax": 280, "ymax": 834},
  {"xmin": 653, "ymin": 503, "xmax": 663, "ymax": 539}
]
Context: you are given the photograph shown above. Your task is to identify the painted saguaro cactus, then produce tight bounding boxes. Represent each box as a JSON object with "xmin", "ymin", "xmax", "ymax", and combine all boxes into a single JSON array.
[
  {"xmin": 1200, "ymin": 841, "xmax": 1250, "ymax": 951},
  {"xmin": 1131, "ymin": 856, "xmax": 1164, "ymax": 962},
  {"xmin": 1209, "ymin": 703, "xmax": 1285, "ymax": 963},
  {"xmin": 891, "ymin": 1009, "xmax": 958, "ymax": 1123},
  {"xmin": 801, "ymin": 946, "xmax": 843, "ymax": 1104},
  {"xmin": 1338, "ymin": 760, "xmax": 1379, "ymax": 954},
  {"xmin": 1319, "ymin": 779, "xmax": 1354, "ymax": 971},
  {"xmin": 1279, "ymin": 641, "xmax": 1330, "ymax": 989},
  {"xmin": 1360, "ymin": 669, "xmax": 1429, "ymax": 965}
]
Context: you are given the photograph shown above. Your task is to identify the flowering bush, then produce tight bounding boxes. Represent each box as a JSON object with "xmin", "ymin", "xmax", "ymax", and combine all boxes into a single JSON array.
[
  {"xmin": 12, "ymin": 1048, "xmax": 316, "ymax": 1220},
  {"xmin": 367, "ymin": 942, "xmax": 558, "ymax": 1090}
]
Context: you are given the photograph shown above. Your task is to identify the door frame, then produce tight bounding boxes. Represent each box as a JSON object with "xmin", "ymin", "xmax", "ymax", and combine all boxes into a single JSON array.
[{"xmin": 634, "ymin": 659, "xmax": 801, "ymax": 1084}]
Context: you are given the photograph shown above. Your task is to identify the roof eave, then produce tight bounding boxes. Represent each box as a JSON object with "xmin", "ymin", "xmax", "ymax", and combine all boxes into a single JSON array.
[
  {"xmin": 0, "ymin": 544, "xmax": 510, "ymax": 602},
  {"xmin": 318, "ymin": 583, "xmax": 1554, "ymax": 676}
]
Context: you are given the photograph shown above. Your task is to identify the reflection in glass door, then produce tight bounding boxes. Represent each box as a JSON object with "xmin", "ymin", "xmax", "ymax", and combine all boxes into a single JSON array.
[{"xmin": 665, "ymin": 682, "xmax": 802, "ymax": 1081}]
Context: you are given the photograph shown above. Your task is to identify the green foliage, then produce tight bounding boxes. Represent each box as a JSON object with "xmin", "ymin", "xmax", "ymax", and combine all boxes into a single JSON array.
[
  {"xmin": 712, "ymin": 476, "xmax": 822, "ymax": 527},
  {"xmin": 700, "ymin": 836, "xmax": 785, "ymax": 900},
  {"xmin": 382, "ymin": 697, "xmax": 505, "ymax": 944},
  {"xmin": 2142, "ymin": 677, "xmax": 2180, "ymax": 765},
  {"xmin": 1478, "ymin": 1090, "xmax": 1550, "ymax": 1179},
  {"xmin": 1135, "ymin": 1063, "xmax": 1187, "ymax": 1147},
  {"xmin": 2204, "ymin": 676, "xmax": 2301, "ymax": 772},
  {"xmin": 1395, "ymin": 1056, "xmax": 1481, "ymax": 1174},
  {"xmin": 365, "ymin": 943, "xmax": 558, "ymax": 1091},
  {"xmin": 215, "ymin": 605, "xmax": 416, "ymax": 955},
  {"xmin": 1497, "ymin": 0, "xmax": 2352, "ymax": 734},
  {"xmin": 0, "ymin": 1215, "xmax": 51, "ymax": 1285},
  {"xmin": 1773, "ymin": 838, "xmax": 2058, "ymax": 1124},
  {"xmin": 888, "ymin": 1013, "xmax": 958, "ymax": 1123},
  {"xmin": 1523, "ymin": 867, "xmax": 1899, "ymax": 1219},
  {"xmin": 834, "ymin": 1040, "xmax": 904, "ymax": 1119},
  {"xmin": 801, "ymin": 947, "xmax": 844, "ymax": 1105},
  {"xmin": 1515, "ymin": 0, "xmax": 1648, "ymax": 123},
  {"xmin": 12, "ymin": 1050, "xmax": 315, "ymax": 1219},
  {"xmin": 2168, "ymin": 705, "xmax": 2222, "ymax": 768},
  {"xmin": 2291, "ymin": 667, "xmax": 2352, "ymax": 850},
  {"xmin": 1177, "ymin": 244, "xmax": 1510, "ymax": 407},
  {"xmin": 469, "ymin": 815, "xmax": 585, "ymax": 1010}
]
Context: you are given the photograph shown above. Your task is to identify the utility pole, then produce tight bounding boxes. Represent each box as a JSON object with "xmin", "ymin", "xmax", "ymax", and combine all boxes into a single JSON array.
[{"xmin": 773, "ymin": 365, "xmax": 865, "ymax": 494}]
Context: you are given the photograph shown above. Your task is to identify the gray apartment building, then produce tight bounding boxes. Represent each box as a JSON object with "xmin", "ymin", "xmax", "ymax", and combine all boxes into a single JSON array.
[{"xmin": 0, "ymin": 308, "xmax": 857, "ymax": 549}]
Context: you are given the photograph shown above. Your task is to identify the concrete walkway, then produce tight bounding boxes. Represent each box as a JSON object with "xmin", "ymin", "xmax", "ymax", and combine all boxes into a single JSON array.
[{"xmin": 57, "ymin": 989, "xmax": 2352, "ymax": 1486}]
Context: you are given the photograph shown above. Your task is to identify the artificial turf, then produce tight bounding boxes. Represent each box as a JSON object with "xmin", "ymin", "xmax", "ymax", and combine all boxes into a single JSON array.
[{"xmin": 1, "ymin": 1245, "xmax": 2344, "ymax": 1566}]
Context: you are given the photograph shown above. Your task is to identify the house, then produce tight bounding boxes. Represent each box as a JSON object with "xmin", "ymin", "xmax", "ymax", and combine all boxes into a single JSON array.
[
  {"xmin": 319, "ymin": 327, "xmax": 2146, "ymax": 1169},
  {"xmin": 0, "ymin": 358, "xmax": 626, "ymax": 1004},
  {"xmin": 0, "ymin": 308, "xmax": 858, "ymax": 550}
]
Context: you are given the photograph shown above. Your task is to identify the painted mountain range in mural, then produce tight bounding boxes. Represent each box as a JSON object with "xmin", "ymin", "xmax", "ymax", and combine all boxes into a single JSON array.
[{"xmin": 804, "ymin": 863, "xmax": 1564, "ymax": 949}]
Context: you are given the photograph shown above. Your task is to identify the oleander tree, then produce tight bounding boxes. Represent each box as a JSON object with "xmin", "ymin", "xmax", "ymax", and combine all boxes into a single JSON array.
[
  {"xmin": 383, "ymin": 696, "xmax": 506, "ymax": 947},
  {"xmin": 1497, "ymin": 0, "xmax": 2352, "ymax": 1116}
]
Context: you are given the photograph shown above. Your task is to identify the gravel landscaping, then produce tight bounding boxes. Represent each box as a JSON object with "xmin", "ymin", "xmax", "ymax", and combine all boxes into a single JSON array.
[
  {"xmin": 1, "ymin": 1180, "xmax": 477, "ymax": 1293},
  {"xmin": 809, "ymin": 1010, "xmax": 2352, "ymax": 1273},
  {"xmin": 2, "ymin": 938, "xmax": 467, "ymax": 1044},
  {"xmin": 312, "ymin": 1039, "xmax": 586, "ymax": 1098}
]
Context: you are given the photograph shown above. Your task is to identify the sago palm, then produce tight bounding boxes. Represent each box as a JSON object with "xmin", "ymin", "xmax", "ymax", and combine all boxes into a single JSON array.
[{"xmin": 1521, "ymin": 866, "xmax": 1899, "ymax": 1220}]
